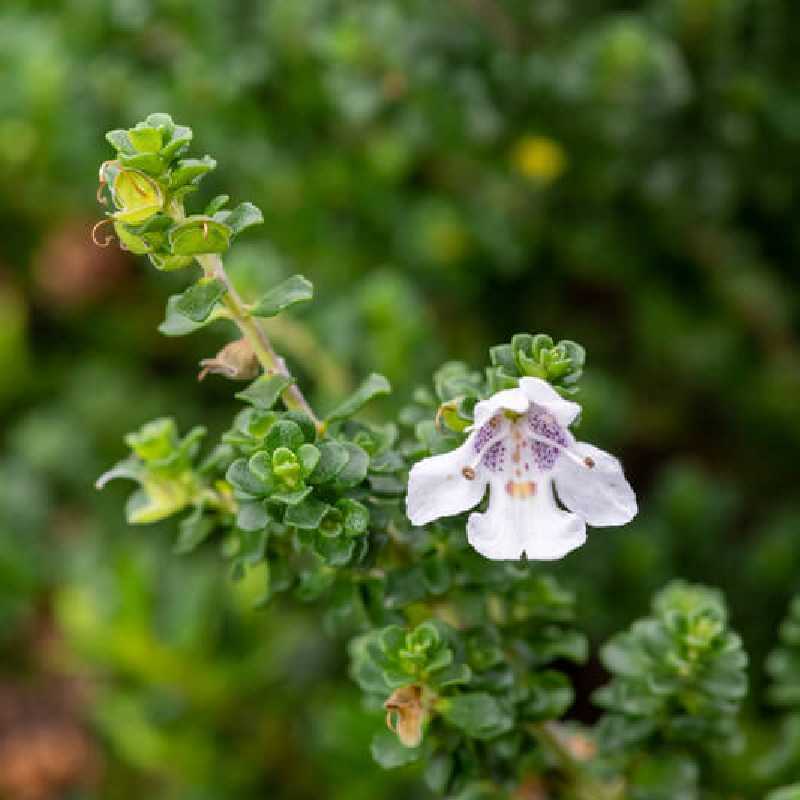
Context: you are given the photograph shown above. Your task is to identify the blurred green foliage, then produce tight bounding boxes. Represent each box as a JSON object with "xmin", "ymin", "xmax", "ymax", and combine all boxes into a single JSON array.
[{"xmin": 1, "ymin": 0, "xmax": 800, "ymax": 798}]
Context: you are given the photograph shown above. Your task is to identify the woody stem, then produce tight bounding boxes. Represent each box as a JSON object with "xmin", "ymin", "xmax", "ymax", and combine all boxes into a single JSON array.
[
  {"xmin": 195, "ymin": 252, "xmax": 322, "ymax": 430},
  {"xmin": 165, "ymin": 197, "xmax": 321, "ymax": 430}
]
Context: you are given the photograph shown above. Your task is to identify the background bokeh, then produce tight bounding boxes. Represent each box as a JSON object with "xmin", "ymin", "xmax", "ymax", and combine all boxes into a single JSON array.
[{"xmin": 1, "ymin": 1, "xmax": 799, "ymax": 797}]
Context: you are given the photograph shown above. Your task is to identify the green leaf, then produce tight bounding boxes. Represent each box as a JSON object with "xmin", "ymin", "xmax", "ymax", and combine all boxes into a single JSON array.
[
  {"xmin": 298, "ymin": 443, "xmax": 321, "ymax": 475},
  {"xmin": 309, "ymin": 440, "xmax": 350, "ymax": 484},
  {"xmin": 768, "ymin": 786, "xmax": 800, "ymax": 800},
  {"xmin": 284, "ymin": 411, "xmax": 317, "ymax": 443},
  {"xmin": 337, "ymin": 498, "xmax": 369, "ymax": 537},
  {"xmin": 524, "ymin": 671, "xmax": 574, "ymax": 721},
  {"xmin": 264, "ymin": 420, "xmax": 305, "ymax": 453},
  {"xmin": 429, "ymin": 663, "xmax": 472, "ymax": 690},
  {"xmin": 119, "ymin": 152, "xmax": 165, "ymax": 175},
  {"xmin": 236, "ymin": 500, "xmax": 270, "ymax": 532},
  {"xmin": 205, "ymin": 194, "xmax": 230, "ymax": 215},
  {"xmin": 313, "ymin": 529, "xmax": 356, "ymax": 565},
  {"xmin": 370, "ymin": 730, "xmax": 422, "ymax": 769},
  {"xmin": 174, "ymin": 507, "xmax": 215, "ymax": 554},
  {"xmin": 218, "ymin": 201, "xmax": 264, "ymax": 236},
  {"xmin": 150, "ymin": 254, "xmax": 194, "ymax": 272},
  {"xmin": 424, "ymin": 754, "xmax": 454, "ymax": 794},
  {"xmin": 169, "ymin": 156, "xmax": 217, "ymax": 189},
  {"xmin": 385, "ymin": 566, "xmax": 428, "ymax": 608},
  {"xmin": 226, "ymin": 458, "xmax": 267, "ymax": 498},
  {"xmin": 334, "ymin": 442, "xmax": 370, "ymax": 488},
  {"xmin": 271, "ymin": 485, "xmax": 313, "ymax": 506},
  {"xmin": 125, "ymin": 479, "xmax": 191, "ymax": 525},
  {"xmin": 124, "ymin": 417, "xmax": 178, "ymax": 462},
  {"xmin": 285, "ymin": 496, "xmax": 330, "ymax": 530},
  {"xmin": 175, "ymin": 278, "xmax": 227, "ymax": 323},
  {"xmin": 251, "ymin": 275, "xmax": 314, "ymax": 318},
  {"xmin": 160, "ymin": 125, "xmax": 193, "ymax": 160},
  {"xmin": 489, "ymin": 343, "xmax": 516, "ymax": 372},
  {"xmin": 114, "ymin": 222, "xmax": 152, "ymax": 255},
  {"xmin": 422, "ymin": 554, "xmax": 451, "ymax": 594},
  {"xmin": 327, "ymin": 373, "xmax": 391, "ymax": 422},
  {"xmin": 128, "ymin": 125, "xmax": 163, "ymax": 154},
  {"xmin": 438, "ymin": 693, "xmax": 513, "ymax": 740},
  {"xmin": 159, "ymin": 294, "xmax": 223, "ymax": 336},
  {"xmin": 144, "ymin": 112, "xmax": 175, "ymax": 135},
  {"xmin": 106, "ymin": 129, "xmax": 135, "ymax": 154},
  {"xmin": 236, "ymin": 375, "xmax": 294, "ymax": 410}
]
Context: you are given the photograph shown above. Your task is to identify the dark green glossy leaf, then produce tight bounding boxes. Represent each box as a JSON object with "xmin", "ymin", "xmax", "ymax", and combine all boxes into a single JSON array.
[
  {"xmin": 326, "ymin": 373, "xmax": 391, "ymax": 423},
  {"xmin": 175, "ymin": 278, "xmax": 227, "ymax": 323},
  {"xmin": 236, "ymin": 375, "xmax": 294, "ymax": 410},
  {"xmin": 251, "ymin": 274, "xmax": 313, "ymax": 318}
]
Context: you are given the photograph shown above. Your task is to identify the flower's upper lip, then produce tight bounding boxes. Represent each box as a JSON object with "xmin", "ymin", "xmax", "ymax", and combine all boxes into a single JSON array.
[
  {"xmin": 472, "ymin": 386, "xmax": 530, "ymax": 428},
  {"xmin": 469, "ymin": 378, "xmax": 580, "ymax": 431}
]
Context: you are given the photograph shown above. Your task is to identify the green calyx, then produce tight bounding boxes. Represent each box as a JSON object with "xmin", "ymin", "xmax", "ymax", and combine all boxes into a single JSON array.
[{"xmin": 106, "ymin": 165, "xmax": 164, "ymax": 224}]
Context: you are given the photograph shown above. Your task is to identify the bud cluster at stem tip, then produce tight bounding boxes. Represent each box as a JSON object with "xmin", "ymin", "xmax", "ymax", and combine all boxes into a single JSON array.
[{"xmin": 96, "ymin": 113, "xmax": 263, "ymax": 269}]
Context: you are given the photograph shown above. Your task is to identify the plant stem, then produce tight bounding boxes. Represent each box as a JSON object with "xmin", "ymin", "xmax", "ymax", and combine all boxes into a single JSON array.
[
  {"xmin": 527, "ymin": 722, "xmax": 625, "ymax": 800},
  {"xmin": 195, "ymin": 252, "xmax": 322, "ymax": 431},
  {"xmin": 529, "ymin": 721, "xmax": 583, "ymax": 775}
]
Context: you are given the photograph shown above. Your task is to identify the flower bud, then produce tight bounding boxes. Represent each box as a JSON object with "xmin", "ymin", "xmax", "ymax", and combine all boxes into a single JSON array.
[{"xmin": 109, "ymin": 167, "xmax": 164, "ymax": 224}]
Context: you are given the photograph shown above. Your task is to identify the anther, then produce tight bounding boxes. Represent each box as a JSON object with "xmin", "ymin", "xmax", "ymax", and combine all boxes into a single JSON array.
[
  {"xmin": 584, "ymin": 457, "xmax": 595, "ymax": 468},
  {"xmin": 462, "ymin": 467, "xmax": 476, "ymax": 480},
  {"xmin": 202, "ymin": 220, "xmax": 209, "ymax": 239}
]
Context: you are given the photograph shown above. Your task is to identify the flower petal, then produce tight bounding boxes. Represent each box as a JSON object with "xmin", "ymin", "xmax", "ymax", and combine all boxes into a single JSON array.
[
  {"xmin": 472, "ymin": 387, "xmax": 529, "ymax": 427},
  {"xmin": 518, "ymin": 377, "xmax": 580, "ymax": 426},
  {"xmin": 466, "ymin": 477, "xmax": 586, "ymax": 560},
  {"xmin": 406, "ymin": 438, "xmax": 487, "ymax": 526},
  {"xmin": 553, "ymin": 442, "xmax": 637, "ymax": 526}
]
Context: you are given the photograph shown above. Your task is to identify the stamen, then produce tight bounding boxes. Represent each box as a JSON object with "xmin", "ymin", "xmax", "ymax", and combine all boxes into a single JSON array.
[
  {"xmin": 96, "ymin": 160, "xmax": 115, "ymax": 206},
  {"xmin": 91, "ymin": 218, "xmax": 115, "ymax": 247},
  {"xmin": 462, "ymin": 466, "xmax": 476, "ymax": 480},
  {"xmin": 202, "ymin": 220, "xmax": 209, "ymax": 239},
  {"xmin": 385, "ymin": 710, "xmax": 397, "ymax": 733},
  {"xmin": 526, "ymin": 430, "xmax": 589, "ymax": 469}
]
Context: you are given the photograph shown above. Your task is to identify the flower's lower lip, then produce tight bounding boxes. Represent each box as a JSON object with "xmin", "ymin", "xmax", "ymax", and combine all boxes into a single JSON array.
[{"xmin": 505, "ymin": 480, "xmax": 537, "ymax": 498}]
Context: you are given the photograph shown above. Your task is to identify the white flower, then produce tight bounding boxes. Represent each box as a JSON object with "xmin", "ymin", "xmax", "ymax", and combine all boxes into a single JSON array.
[{"xmin": 406, "ymin": 377, "xmax": 637, "ymax": 560}]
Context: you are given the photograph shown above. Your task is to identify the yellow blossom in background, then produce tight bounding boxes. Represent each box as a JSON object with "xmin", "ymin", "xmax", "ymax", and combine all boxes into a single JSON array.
[{"xmin": 511, "ymin": 135, "xmax": 568, "ymax": 184}]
